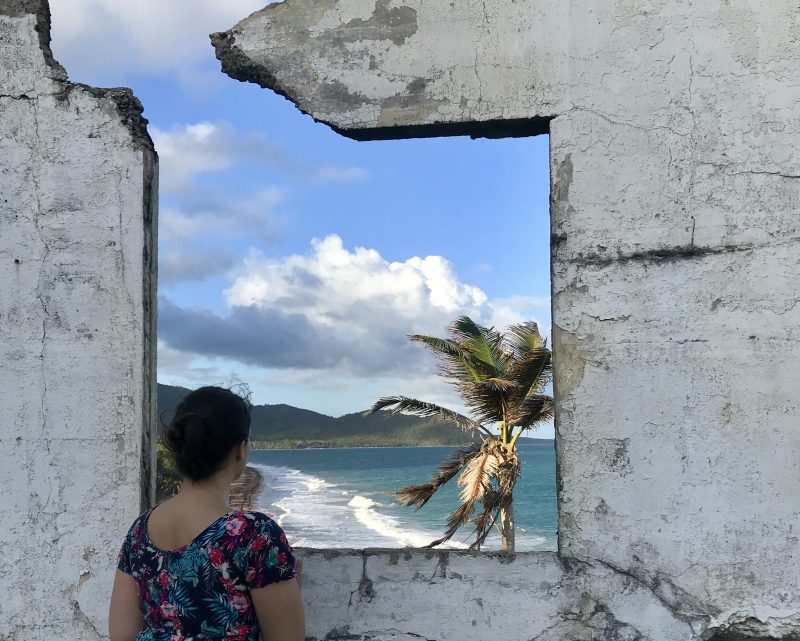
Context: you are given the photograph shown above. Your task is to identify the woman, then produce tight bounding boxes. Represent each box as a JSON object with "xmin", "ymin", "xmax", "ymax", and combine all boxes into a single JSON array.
[{"xmin": 109, "ymin": 386, "xmax": 305, "ymax": 641}]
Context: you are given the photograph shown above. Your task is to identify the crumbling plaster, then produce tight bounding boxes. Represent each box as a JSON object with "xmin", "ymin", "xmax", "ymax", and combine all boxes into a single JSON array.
[
  {"xmin": 1, "ymin": 0, "xmax": 157, "ymax": 638},
  {"xmin": 214, "ymin": 1, "xmax": 800, "ymax": 640}
]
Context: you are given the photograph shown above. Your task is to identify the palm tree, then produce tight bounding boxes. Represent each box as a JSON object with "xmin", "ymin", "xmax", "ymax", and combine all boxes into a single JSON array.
[{"xmin": 365, "ymin": 316, "xmax": 553, "ymax": 551}]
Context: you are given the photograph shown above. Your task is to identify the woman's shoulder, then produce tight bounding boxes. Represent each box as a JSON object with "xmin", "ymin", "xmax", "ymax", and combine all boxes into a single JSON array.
[
  {"xmin": 125, "ymin": 506, "xmax": 155, "ymax": 535},
  {"xmin": 235, "ymin": 510, "xmax": 287, "ymax": 541},
  {"xmin": 238, "ymin": 509, "xmax": 282, "ymax": 529}
]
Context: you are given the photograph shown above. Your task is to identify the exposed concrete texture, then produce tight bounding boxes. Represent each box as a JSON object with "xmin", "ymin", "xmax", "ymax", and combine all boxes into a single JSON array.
[
  {"xmin": 215, "ymin": 1, "xmax": 800, "ymax": 639},
  {"xmin": 297, "ymin": 549, "xmax": 694, "ymax": 641},
  {"xmin": 211, "ymin": 0, "xmax": 561, "ymax": 139},
  {"xmin": 0, "ymin": 0, "xmax": 157, "ymax": 638}
]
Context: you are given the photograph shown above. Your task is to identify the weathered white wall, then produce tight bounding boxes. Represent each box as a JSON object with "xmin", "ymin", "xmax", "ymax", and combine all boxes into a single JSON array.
[
  {"xmin": 0, "ymin": 1, "xmax": 157, "ymax": 638},
  {"xmin": 297, "ymin": 549, "xmax": 692, "ymax": 641},
  {"xmin": 215, "ymin": 2, "xmax": 800, "ymax": 639}
]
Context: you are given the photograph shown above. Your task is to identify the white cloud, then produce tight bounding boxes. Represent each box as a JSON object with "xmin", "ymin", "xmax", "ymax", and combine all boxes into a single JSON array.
[
  {"xmin": 225, "ymin": 234, "xmax": 489, "ymax": 332},
  {"xmin": 49, "ymin": 0, "xmax": 267, "ymax": 82},
  {"xmin": 152, "ymin": 121, "xmax": 368, "ymax": 194},
  {"xmin": 159, "ymin": 235, "xmax": 548, "ymax": 374}
]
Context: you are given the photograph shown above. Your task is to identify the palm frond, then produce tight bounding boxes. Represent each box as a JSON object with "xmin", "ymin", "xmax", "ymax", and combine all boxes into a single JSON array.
[
  {"xmin": 364, "ymin": 396, "xmax": 489, "ymax": 435},
  {"xmin": 505, "ymin": 348, "xmax": 552, "ymax": 411},
  {"xmin": 469, "ymin": 490, "xmax": 504, "ymax": 550},
  {"xmin": 408, "ymin": 335, "xmax": 482, "ymax": 383},
  {"xmin": 425, "ymin": 441, "xmax": 519, "ymax": 548},
  {"xmin": 471, "ymin": 444, "xmax": 521, "ymax": 547},
  {"xmin": 507, "ymin": 394, "xmax": 554, "ymax": 432},
  {"xmin": 393, "ymin": 483, "xmax": 437, "ymax": 509},
  {"xmin": 392, "ymin": 443, "xmax": 482, "ymax": 510},
  {"xmin": 456, "ymin": 450, "xmax": 498, "ymax": 506},
  {"xmin": 425, "ymin": 502, "xmax": 475, "ymax": 548},
  {"xmin": 457, "ymin": 381, "xmax": 506, "ymax": 424},
  {"xmin": 449, "ymin": 317, "xmax": 509, "ymax": 377},
  {"xmin": 505, "ymin": 321, "xmax": 545, "ymax": 361}
]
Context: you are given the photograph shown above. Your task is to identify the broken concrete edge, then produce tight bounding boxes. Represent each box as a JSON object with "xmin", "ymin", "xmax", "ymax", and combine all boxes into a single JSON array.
[
  {"xmin": 67, "ymin": 84, "xmax": 156, "ymax": 152},
  {"xmin": 1, "ymin": 0, "xmax": 66, "ymax": 79},
  {"xmin": 211, "ymin": 26, "xmax": 553, "ymax": 142},
  {"xmin": 1, "ymin": 0, "xmax": 155, "ymax": 152},
  {"xmin": 141, "ymin": 151, "xmax": 159, "ymax": 512},
  {"xmin": 330, "ymin": 117, "xmax": 553, "ymax": 142},
  {"xmin": 211, "ymin": 28, "xmax": 296, "ymax": 107}
]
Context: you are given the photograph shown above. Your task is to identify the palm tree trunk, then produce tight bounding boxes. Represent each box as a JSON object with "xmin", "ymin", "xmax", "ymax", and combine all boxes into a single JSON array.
[{"xmin": 500, "ymin": 503, "xmax": 515, "ymax": 551}]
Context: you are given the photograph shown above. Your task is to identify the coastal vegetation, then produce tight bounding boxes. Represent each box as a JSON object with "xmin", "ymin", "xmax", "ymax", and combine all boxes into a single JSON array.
[
  {"xmin": 157, "ymin": 383, "xmax": 508, "ymax": 448},
  {"xmin": 366, "ymin": 316, "xmax": 553, "ymax": 551},
  {"xmin": 156, "ymin": 442, "xmax": 181, "ymax": 501}
]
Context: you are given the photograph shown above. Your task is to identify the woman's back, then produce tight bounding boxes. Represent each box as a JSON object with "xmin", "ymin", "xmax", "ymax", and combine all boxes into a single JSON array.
[{"xmin": 117, "ymin": 505, "xmax": 296, "ymax": 641}]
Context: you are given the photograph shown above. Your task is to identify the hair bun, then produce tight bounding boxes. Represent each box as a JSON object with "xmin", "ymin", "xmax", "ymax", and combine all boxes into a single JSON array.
[{"xmin": 175, "ymin": 414, "xmax": 206, "ymax": 454}]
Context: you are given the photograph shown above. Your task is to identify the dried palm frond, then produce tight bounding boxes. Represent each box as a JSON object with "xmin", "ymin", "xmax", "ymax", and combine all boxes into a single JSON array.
[
  {"xmin": 425, "ymin": 441, "xmax": 516, "ymax": 548},
  {"xmin": 393, "ymin": 442, "xmax": 482, "ymax": 510},
  {"xmin": 457, "ymin": 448, "xmax": 498, "ymax": 505},
  {"xmin": 467, "ymin": 444, "xmax": 521, "ymax": 549}
]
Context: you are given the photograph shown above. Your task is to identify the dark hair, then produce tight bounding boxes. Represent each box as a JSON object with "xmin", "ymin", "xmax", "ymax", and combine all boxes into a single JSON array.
[{"xmin": 161, "ymin": 386, "xmax": 251, "ymax": 481}]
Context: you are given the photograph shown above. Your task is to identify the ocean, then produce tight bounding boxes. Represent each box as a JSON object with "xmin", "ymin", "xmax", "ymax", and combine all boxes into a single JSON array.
[{"xmin": 247, "ymin": 441, "xmax": 557, "ymax": 551}]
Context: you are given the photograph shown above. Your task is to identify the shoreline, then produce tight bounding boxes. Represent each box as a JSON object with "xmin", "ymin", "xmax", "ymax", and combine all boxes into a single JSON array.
[
  {"xmin": 250, "ymin": 439, "xmax": 554, "ymax": 451},
  {"xmin": 229, "ymin": 465, "xmax": 264, "ymax": 511}
]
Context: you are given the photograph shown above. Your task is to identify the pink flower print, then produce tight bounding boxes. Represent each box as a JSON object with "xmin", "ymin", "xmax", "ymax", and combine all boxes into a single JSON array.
[
  {"xmin": 250, "ymin": 535, "xmax": 267, "ymax": 551},
  {"xmin": 171, "ymin": 635, "xmax": 184, "ymax": 641},
  {"xmin": 208, "ymin": 547, "xmax": 225, "ymax": 567},
  {"xmin": 246, "ymin": 566, "xmax": 256, "ymax": 584},
  {"xmin": 225, "ymin": 516, "xmax": 246, "ymax": 536},
  {"xmin": 158, "ymin": 571, "xmax": 170, "ymax": 587},
  {"xmin": 230, "ymin": 594, "xmax": 249, "ymax": 612},
  {"xmin": 160, "ymin": 602, "xmax": 179, "ymax": 619}
]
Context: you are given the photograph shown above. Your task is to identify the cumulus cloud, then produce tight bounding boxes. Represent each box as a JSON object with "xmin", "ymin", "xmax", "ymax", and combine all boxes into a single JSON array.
[
  {"xmin": 152, "ymin": 122, "xmax": 368, "ymax": 194},
  {"xmin": 158, "ymin": 235, "xmax": 547, "ymax": 374},
  {"xmin": 49, "ymin": 0, "xmax": 267, "ymax": 82}
]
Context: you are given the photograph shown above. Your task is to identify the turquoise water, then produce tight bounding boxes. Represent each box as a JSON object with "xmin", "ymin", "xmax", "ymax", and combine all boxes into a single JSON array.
[{"xmin": 248, "ymin": 442, "xmax": 557, "ymax": 551}]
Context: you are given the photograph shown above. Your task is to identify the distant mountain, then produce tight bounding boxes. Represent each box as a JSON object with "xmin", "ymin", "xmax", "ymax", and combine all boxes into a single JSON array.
[{"xmin": 157, "ymin": 383, "xmax": 552, "ymax": 449}]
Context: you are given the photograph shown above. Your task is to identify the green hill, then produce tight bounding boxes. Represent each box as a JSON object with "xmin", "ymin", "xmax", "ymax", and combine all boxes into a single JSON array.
[{"xmin": 157, "ymin": 383, "xmax": 550, "ymax": 449}]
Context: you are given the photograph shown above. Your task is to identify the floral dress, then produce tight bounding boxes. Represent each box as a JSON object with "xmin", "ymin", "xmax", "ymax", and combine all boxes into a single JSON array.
[{"xmin": 117, "ymin": 507, "xmax": 297, "ymax": 641}]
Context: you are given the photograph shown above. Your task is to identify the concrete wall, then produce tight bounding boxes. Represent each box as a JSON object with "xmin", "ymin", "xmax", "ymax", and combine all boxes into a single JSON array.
[
  {"xmin": 215, "ymin": 2, "xmax": 800, "ymax": 640},
  {"xmin": 0, "ymin": 1, "xmax": 157, "ymax": 638}
]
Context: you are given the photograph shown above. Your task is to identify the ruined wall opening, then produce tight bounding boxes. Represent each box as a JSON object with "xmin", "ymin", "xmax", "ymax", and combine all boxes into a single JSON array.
[
  {"xmin": 154, "ymin": 120, "xmax": 557, "ymax": 552},
  {"xmin": 45, "ymin": 0, "xmax": 558, "ymax": 554}
]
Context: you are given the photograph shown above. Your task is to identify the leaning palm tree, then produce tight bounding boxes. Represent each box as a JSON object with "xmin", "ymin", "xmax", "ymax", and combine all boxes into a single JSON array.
[{"xmin": 365, "ymin": 316, "xmax": 553, "ymax": 551}]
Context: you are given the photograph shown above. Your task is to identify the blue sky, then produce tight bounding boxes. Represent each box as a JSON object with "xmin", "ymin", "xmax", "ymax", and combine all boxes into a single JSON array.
[{"xmin": 48, "ymin": 0, "xmax": 553, "ymax": 437}]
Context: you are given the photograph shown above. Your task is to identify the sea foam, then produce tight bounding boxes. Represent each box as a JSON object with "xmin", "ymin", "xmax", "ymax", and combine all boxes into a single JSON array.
[
  {"xmin": 250, "ymin": 464, "xmax": 463, "ymax": 549},
  {"xmin": 250, "ymin": 463, "xmax": 551, "ymax": 551}
]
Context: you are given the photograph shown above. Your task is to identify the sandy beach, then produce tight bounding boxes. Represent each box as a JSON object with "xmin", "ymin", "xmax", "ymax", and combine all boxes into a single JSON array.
[{"xmin": 229, "ymin": 465, "xmax": 265, "ymax": 511}]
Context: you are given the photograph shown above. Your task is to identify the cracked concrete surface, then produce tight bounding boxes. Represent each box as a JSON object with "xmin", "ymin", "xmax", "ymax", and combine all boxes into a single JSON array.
[
  {"xmin": 214, "ymin": 1, "xmax": 800, "ymax": 639},
  {"xmin": 1, "ymin": 0, "xmax": 157, "ymax": 638}
]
